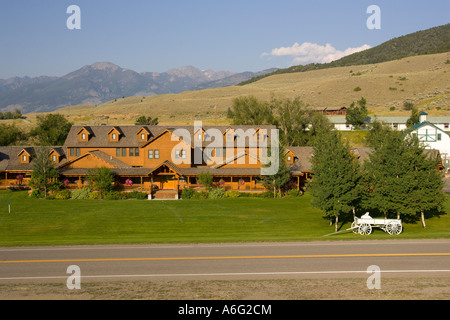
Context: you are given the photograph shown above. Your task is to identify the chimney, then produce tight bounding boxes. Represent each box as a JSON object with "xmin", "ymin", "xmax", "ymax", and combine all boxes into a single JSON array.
[{"xmin": 419, "ymin": 111, "xmax": 428, "ymax": 123}]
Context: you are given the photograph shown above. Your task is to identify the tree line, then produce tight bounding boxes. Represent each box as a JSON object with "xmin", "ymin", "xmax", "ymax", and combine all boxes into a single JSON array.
[
  {"xmin": 309, "ymin": 122, "xmax": 445, "ymax": 231},
  {"xmin": 0, "ymin": 113, "xmax": 73, "ymax": 146}
]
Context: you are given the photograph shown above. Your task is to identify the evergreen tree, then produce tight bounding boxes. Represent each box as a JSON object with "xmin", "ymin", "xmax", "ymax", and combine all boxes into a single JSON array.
[
  {"xmin": 29, "ymin": 147, "xmax": 60, "ymax": 198},
  {"xmin": 308, "ymin": 131, "xmax": 362, "ymax": 232}
]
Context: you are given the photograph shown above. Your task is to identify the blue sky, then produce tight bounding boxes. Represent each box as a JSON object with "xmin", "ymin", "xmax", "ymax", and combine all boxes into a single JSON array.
[{"xmin": 0, "ymin": 0, "xmax": 449, "ymax": 78}]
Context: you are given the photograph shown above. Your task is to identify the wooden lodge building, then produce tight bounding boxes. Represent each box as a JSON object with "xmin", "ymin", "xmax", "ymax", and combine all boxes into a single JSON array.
[{"xmin": 0, "ymin": 125, "xmax": 315, "ymax": 196}]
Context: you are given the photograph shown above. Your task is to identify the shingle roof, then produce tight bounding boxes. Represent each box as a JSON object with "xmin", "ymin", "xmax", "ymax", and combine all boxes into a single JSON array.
[
  {"xmin": 64, "ymin": 125, "xmax": 277, "ymax": 148},
  {"xmin": 0, "ymin": 146, "xmax": 69, "ymax": 171}
]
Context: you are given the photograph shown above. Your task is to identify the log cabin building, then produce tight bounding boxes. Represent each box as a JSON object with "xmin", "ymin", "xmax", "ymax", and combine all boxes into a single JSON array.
[{"xmin": 0, "ymin": 125, "xmax": 314, "ymax": 196}]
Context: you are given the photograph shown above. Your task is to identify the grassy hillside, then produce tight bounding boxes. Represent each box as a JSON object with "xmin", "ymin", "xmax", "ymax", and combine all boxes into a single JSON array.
[
  {"xmin": 239, "ymin": 23, "xmax": 450, "ymax": 85},
  {"xmin": 27, "ymin": 52, "xmax": 449, "ymax": 126}
]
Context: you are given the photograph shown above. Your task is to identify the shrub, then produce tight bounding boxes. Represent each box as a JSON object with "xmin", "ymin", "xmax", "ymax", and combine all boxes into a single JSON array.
[
  {"xmin": 287, "ymin": 189, "xmax": 303, "ymax": 197},
  {"xmin": 127, "ymin": 191, "xmax": 147, "ymax": 199},
  {"xmin": 89, "ymin": 191, "xmax": 101, "ymax": 200},
  {"xmin": 102, "ymin": 191, "xmax": 126, "ymax": 200},
  {"xmin": 353, "ymin": 86, "xmax": 362, "ymax": 92},
  {"xmin": 192, "ymin": 191, "xmax": 208, "ymax": 200},
  {"xmin": 54, "ymin": 189, "xmax": 71, "ymax": 200},
  {"xmin": 208, "ymin": 188, "xmax": 225, "ymax": 199},
  {"xmin": 71, "ymin": 188, "xmax": 91, "ymax": 199},
  {"xmin": 181, "ymin": 188, "xmax": 196, "ymax": 199},
  {"xmin": 30, "ymin": 190, "xmax": 44, "ymax": 199},
  {"xmin": 258, "ymin": 191, "xmax": 274, "ymax": 198},
  {"xmin": 225, "ymin": 191, "xmax": 240, "ymax": 198}
]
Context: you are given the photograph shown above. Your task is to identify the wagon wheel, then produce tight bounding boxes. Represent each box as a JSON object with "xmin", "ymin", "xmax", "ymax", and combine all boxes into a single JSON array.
[
  {"xmin": 386, "ymin": 221, "xmax": 402, "ymax": 235},
  {"xmin": 351, "ymin": 221, "xmax": 359, "ymax": 234},
  {"xmin": 358, "ymin": 223, "xmax": 372, "ymax": 235}
]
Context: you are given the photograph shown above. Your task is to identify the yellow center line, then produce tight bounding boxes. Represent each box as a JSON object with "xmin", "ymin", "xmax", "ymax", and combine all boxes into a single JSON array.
[{"xmin": 1, "ymin": 253, "xmax": 449, "ymax": 264}]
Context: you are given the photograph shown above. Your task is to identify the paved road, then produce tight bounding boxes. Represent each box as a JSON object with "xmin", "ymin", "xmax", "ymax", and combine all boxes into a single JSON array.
[{"xmin": 0, "ymin": 240, "xmax": 449, "ymax": 283}]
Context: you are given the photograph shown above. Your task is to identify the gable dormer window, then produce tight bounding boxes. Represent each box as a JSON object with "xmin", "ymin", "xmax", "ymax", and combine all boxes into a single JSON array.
[
  {"xmin": 17, "ymin": 149, "xmax": 32, "ymax": 163},
  {"xmin": 108, "ymin": 127, "xmax": 121, "ymax": 142},
  {"xmin": 77, "ymin": 127, "xmax": 91, "ymax": 142},
  {"xmin": 137, "ymin": 127, "xmax": 150, "ymax": 142}
]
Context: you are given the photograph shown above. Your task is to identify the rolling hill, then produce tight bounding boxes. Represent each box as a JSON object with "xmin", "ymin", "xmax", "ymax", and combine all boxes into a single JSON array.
[
  {"xmin": 239, "ymin": 23, "xmax": 450, "ymax": 85},
  {"xmin": 47, "ymin": 51, "xmax": 450, "ymax": 126}
]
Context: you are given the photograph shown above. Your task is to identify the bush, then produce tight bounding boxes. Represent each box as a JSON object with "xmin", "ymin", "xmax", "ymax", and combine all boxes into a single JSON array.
[
  {"xmin": 192, "ymin": 191, "xmax": 208, "ymax": 200},
  {"xmin": 225, "ymin": 191, "xmax": 240, "ymax": 198},
  {"xmin": 353, "ymin": 86, "xmax": 361, "ymax": 92},
  {"xmin": 258, "ymin": 191, "xmax": 274, "ymax": 198},
  {"xmin": 89, "ymin": 191, "xmax": 101, "ymax": 200},
  {"xmin": 181, "ymin": 188, "xmax": 196, "ymax": 199},
  {"xmin": 30, "ymin": 190, "xmax": 44, "ymax": 199},
  {"xmin": 208, "ymin": 188, "xmax": 225, "ymax": 199},
  {"xmin": 103, "ymin": 191, "xmax": 126, "ymax": 200},
  {"xmin": 71, "ymin": 188, "xmax": 91, "ymax": 199},
  {"xmin": 54, "ymin": 189, "xmax": 71, "ymax": 200},
  {"xmin": 287, "ymin": 189, "xmax": 303, "ymax": 197},
  {"xmin": 127, "ymin": 191, "xmax": 147, "ymax": 200}
]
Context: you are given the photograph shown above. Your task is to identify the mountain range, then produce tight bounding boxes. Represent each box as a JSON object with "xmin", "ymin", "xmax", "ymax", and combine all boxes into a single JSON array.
[{"xmin": 0, "ymin": 63, "xmax": 277, "ymax": 114}]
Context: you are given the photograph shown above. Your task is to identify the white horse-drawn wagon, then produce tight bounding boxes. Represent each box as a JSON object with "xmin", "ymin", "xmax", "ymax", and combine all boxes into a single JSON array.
[
  {"xmin": 351, "ymin": 213, "xmax": 402, "ymax": 235},
  {"xmin": 325, "ymin": 212, "xmax": 403, "ymax": 236}
]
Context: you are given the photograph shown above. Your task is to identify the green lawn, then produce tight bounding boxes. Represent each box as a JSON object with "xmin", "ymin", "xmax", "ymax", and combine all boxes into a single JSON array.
[{"xmin": 0, "ymin": 190, "xmax": 449, "ymax": 246}]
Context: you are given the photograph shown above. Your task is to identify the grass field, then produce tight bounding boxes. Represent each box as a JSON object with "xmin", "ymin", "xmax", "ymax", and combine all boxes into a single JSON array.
[{"xmin": 0, "ymin": 190, "xmax": 449, "ymax": 247}]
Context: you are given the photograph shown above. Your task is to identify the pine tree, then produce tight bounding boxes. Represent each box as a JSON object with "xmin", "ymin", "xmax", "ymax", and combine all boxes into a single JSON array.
[
  {"xmin": 364, "ymin": 130, "xmax": 445, "ymax": 223},
  {"xmin": 309, "ymin": 131, "xmax": 362, "ymax": 232}
]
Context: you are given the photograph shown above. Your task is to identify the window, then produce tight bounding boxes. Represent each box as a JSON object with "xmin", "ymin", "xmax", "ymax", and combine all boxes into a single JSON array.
[
  {"xmin": 175, "ymin": 149, "xmax": 186, "ymax": 159},
  {"xmin": 52, "ymin": 155, "xmax": 57, "ymax": 162},
  {"xmin": 287, "ymin": 155, "xmax": 292, "ymax": 162},
  {"xmin": 134, "ymin": 148, "xmax": 139, "ymax": 157},
  {"xmin": 112, "ymin": 133, "xmax": 117, "ymax": 140},
  {"xmin": 22, "ymin": 155, "xmax": 27, "ymax": 162},
  {"xmin": 198, "ymin": 133, "xmax": 202, "ymax": 140},
  {"xmin": 70, "ymin": 148, "xmax": 80, "ymax": 157},
  {"xmin": 81, "ymin": 133, "xmax": 86, "ymax": 140},
  {"xmin": 437, "ymin": 133, "xmax": 442, "ymax": 141},
  {"xmin": 116, "ymin": 148, "xmax": 126, "ymax": 157},
  {"xmin": 445, "ymin": 123, "xmax": 449, "ymax": 129},
  {"xmin": 148, "ymin": 149, "xmax": 159, "ymax": 159},
  {"xmin": 141, "ymin": 133, "xmax": 146, "ymax": 140},
  {"xmin": 129, "ymin": 148, "xmax": 134, "ymax": 157}
]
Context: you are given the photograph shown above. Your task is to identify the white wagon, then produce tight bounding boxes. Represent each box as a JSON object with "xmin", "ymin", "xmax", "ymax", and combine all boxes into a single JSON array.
[{"xmin": 350, "ymin": 213, "xmax": 402, "ymax": 235}]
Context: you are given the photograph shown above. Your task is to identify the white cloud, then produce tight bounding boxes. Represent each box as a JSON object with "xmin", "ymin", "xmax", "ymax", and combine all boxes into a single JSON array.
[{"xmin": 262, "ymin": 42, "xmax": 371, "ymax": 65}]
